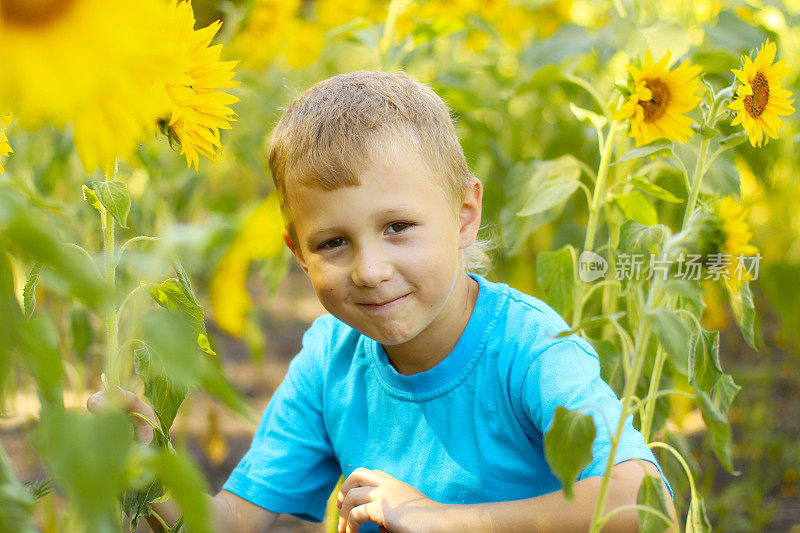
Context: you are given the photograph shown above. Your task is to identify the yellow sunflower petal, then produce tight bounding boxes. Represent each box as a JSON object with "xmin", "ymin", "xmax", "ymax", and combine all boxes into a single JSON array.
[{"xmin": 616, "ymin": 50, "xmax": 702, "ymax": 146}]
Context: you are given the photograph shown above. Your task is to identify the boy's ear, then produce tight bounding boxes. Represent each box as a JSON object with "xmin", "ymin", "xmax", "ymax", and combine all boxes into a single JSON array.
[
  {"xmin": 282, "ymin": 228, "xmax": 309, "ymax": 273},
  {"xmin": 458, "ymin": 177, "xmax": 483, "ymax": 249}
]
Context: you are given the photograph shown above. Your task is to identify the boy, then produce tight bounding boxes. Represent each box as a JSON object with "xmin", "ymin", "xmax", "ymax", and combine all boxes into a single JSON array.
[{"xmin": 91, "ymin": 71, "xmax": 674, "ymax": 532}]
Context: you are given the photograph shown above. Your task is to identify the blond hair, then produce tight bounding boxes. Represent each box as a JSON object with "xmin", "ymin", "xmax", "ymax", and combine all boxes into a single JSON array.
[{"xmin": 269, "ymin": 70, "xmax": 491, "ymax": 272}]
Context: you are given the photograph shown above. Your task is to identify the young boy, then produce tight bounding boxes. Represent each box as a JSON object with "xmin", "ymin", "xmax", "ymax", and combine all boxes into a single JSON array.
[{"xmin": 91, "ymin": 71, "xmax": 673, "ymax": 533}]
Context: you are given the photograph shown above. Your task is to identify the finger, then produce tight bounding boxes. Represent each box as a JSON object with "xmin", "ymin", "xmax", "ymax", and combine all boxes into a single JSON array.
[
  {"xmin": 338, "ymin": 486, "xmax": 377, "ymax": 530},
  {"xmin": 117, "ymin": 387, "xmax": 156, "ymax": 419},
  {"xmin": 86, "ymin": 391, "xmax": 107, "ymax": 413},
  {"xmin": 347, "ymin": 501, "xmax": 385, "ymax": 533},
  {"xmin": 87, "ymin": 389, "xmax": 155, "ymax": 443},
  {"xmin": 339, "ymin": 468, "xmax": 380, "ymax": 506}
]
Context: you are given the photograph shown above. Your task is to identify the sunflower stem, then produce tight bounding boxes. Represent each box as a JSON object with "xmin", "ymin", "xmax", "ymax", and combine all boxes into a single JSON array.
[
  {"xmin": 573, "ymin": 121, "xmax": 620, "ymax": 327},
  {"xmin": 103, "ymin": 160, "xmax": 121, "ymax": 389},
  {"xmin": 589, "ymin": 318, "xmax": 652, "ymax": 532}
]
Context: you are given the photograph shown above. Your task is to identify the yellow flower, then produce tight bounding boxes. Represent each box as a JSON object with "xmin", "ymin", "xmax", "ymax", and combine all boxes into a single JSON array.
[
  {"xmin": 0, "ymin": 113, "xmax": 12, "ymax": 174},
  {"xmin": 315, "ymin": 0, "xmax": 385, "ymax": 30},
  {"xmin": 162, "ymin": 1, "xmax": 240, "ymax": 171},
  {"xmin": 0, "ymin": 0, "xmax": 175, "ymax": 171},
  {"xmin": 211, "ymin": 193, "xmax": 284, "ymax": 337},
  {"xmin": 716, "ymin": 196, "xmax": 759, "ymax": 293},
  {"xmin": 231, "ymin": 0, "xmax": 302, "ymax": 69},
  {"xmin": 728, "ymin": 40, "xmax": 795, "ymax": 147},
  {"xmin": 284, "ymin": 19, "xmax": 326, "ymax": 69},
  {"xmin": 613, "ymin": 51, "xmax": 703, "ymax": 146}
]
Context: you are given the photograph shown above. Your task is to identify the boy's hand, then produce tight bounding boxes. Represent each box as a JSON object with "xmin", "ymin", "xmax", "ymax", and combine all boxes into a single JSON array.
[
  {"xmin": 86, "ymin": 388, "xmax": 157, "ymax": 444},
  {"xmin": 336, "ymin": 468, "xmax": 445, "ymax": 533}
]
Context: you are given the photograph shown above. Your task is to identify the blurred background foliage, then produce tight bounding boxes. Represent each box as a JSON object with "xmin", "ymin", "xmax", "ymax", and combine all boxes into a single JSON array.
[{"xmin": 2, "ymin": 0, "xmax": 799, "ymax": 530}]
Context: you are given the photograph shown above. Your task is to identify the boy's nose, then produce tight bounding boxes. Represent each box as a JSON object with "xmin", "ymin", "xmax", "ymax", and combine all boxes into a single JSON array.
[{"xmin": 351, "ymin": 247, "xmax": 393, "ymax": 287}]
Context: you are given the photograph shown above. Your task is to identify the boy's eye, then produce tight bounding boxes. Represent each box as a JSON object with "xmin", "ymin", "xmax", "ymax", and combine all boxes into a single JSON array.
[
  {"xmin": 319, "ymin": 237, "xmax": 347, "ymax": 250},
  {"xmin": 386, "ymin": 222, "xmax": 411, "ymax": 234}
]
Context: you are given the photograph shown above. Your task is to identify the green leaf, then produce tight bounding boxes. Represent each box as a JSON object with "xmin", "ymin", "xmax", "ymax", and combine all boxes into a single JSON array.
[
  {"xmin": 0, "ymin": 445, "xmax": 37, "ymax": 533},
  {"xmin": 544, "ymin": 406, "xmax": 595, "ymax": 500},
  {"xmin": 629, "ymin": 176, "xmax": 682, "ymax": 203},
  {"xmin": 515, "ymin": 65, "xmax": 563, "ymax": 95},
  {"xmin": 138, "ymin": 310, "xmax": 253, "ymax": 427},
  {"xmin": 33, "ymin": 408, "xmax": 133, "ymax": 532},
  {"xmin": 123, "ymin": 479, "xmax": 165, "ymax": 531},
  {"xmin": 729, "ymin": 282, "xmax": 757, "ymax": 350},
  {"xmin": 150, "ymin": 278, "xmax": 216, "ymax": 356},
  {"xmin": 617, "ymin": 220, "xmax": 669, "ymax": 257},
  {"xmin": 569, "ymin": 102, "xmax": 607, "ymax": 131},
  {"xmin": 717, "ymin": 131, "xmax": 748, "ymax": 150},
  {"xmin": 647, "ymin": 309, "xmax": 690, "ymax": 376},
  {"xmin": 23, "ymin": 262, "xmax": 45, "ymax": 319},
  {"xmin": 81, "ymin": 184, "xmax": 102, "ymax": 213},
  {"xmin": 173, "ymin": 259, "xmax": 201, "ymax": 307},
  {"xmin": 636, "ymin": 471, "xmax": 671, "ymax": 533},
  {"xmin": 712, "ymin": 373, "xmax": 740, "ymax": 417},
  {"xmin": 592, "ymin": 339, "xmax": 622, "ymax": 391},
  {"xmin": 154, "ymin": 449, "xmax": 212, "ymax": 533},
  {"xmin": 664, "ymin": 279, "xmax": 705, "ymax": 310},
  {"xmin": 554, "ymin": 312, "xmax": 626, "ymax": 338},
  {"xmin": 70, "ymin": 305, "xmax": 94, "ymax": 356},
  {"xmin": 611, "ymin": 141, "xmax": 673, "ymax": 166},
  {"xmin": 536, "ymin": 245, "xmax": 575, "ymax": 316},
  {"xmin": 689, "ymin": 329, "xmax": 721, "ymax": 394},
  {"xmin": 134, "ymin": 344, "xmax": 189, "ymax": 435},
  {"xmin": 200, "ymin": 362, "xmax": 255, "ymax": 425},
  {"xmin": 91, "ymin": 180, "xmax": 131, "ymax": 228},
  {"xmin": 19, "ymin": 315, "xmax": 63, "ymax": 408},
  {"xmin": 0, "ymin": 189, "xmax": 108, "ymax": 307},
  {"xmin": 517, "ymin": 156, "xmax": 582, "ymax": 217},
  {"xmin": 685, "ymin": 492, "xmax": 712, "ymax": 532},
  {"xmin": 694, "ymin": 391, "xmax": 734, "ymax": 472},
  {"xmin": 692, "ymin": 123, "xmax": 720, "ymax": 139},
  {"xmin": 611, "ymin": 191, "xmax": 658, "ymax": 226}
]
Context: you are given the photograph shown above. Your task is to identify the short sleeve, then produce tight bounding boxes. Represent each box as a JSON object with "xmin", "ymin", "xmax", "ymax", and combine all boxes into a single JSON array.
[
  {"xmin": 222, "ymin": 318, "xmax": 341, "ymax": 521},
  {"xmin": 521, "ymin": 339, "xmax": 672, "ymax": 496}
]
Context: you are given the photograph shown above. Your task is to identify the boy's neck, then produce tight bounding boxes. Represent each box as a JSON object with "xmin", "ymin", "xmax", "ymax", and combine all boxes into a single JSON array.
[{"xmin": 382, "ymin": 273, "xmax": 479, "ymax": 376}]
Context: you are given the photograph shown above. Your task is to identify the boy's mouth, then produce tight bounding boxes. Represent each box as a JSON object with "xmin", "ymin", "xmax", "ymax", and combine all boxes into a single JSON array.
[{"xmin": 357, "ymin": 293, "xmax": 410, "ymax": 310}]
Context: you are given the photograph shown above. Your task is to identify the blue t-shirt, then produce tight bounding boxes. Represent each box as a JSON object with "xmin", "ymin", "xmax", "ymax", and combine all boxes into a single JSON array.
[{"xmin": 223, "ymin": 274, "xmax": 670, "ymax": 530}]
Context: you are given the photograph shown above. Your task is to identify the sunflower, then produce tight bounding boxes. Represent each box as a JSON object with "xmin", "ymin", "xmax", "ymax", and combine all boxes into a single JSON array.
[
  {"xmin": 0, "ymin": 113, "xmax": 12, "ymax": 174},
  {"xmin": 613, "ymin": 50, "xmax": 703, "ymax": 146},
  {"xmin": 0, "ymin": 0, "xmax": 176, "ymax": 171},
  {"xmin": 728, "ymin": 40, "xmax": 795, "ymax": 147},
  {"xmin": 716, "ymin": 196, "xmax": 759, "ymax": 293},
  {"xmin": 162, "ymin": 1, "xmax": 239, "ymax": 171},
  {"xmin": 230, "ymin": 0, "xmax": 300, "ymax": 69}
]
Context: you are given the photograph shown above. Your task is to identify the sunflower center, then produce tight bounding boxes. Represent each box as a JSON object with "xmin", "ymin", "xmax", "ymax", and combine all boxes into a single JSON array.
[
  {"xmin": 0, "ymin": 0, "xmax": 77, "ymax": 27},
  {"xmin": 743, "ymin": 72, "xmax": 770, "ymax": 118},
  {"xmin": 640, "ymin": 79, "xmax": 671, "ymax": 122}
]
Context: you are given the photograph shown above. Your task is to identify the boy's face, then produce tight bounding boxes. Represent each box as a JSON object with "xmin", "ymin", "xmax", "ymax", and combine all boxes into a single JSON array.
[{"xmin": 283, "ymin": 151, "xmax": 482, "ymax": 349}]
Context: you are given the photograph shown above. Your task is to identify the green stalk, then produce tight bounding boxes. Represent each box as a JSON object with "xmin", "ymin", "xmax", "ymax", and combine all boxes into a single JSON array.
[
  {"xmin": 378, "ymin": 0, "xmax": 409, "ymax": 70},
  {"xmin": 681, "ymin": 136, "xmax": 710, "ymax": 228},
  {"xmin": 682, "ymin": 87, "xmax": 730, "ymax": 227},
  {"xmin": 589, "ymin": 319, "xmax": 652, "ymax": 532},
  {"xmin": 103, "ymin": 161, "xmax": 120, "ymax": 388},
  {"xmin": 639, "ymin": 345, "xmax": 665, "ymax": 441},
  {"xmin": 641, "ymin": 86, "xmax": 732, "ymax": 441},
  {"xmin": 573, "ymin": 122, "xmax": 619, "ymax": 326}
]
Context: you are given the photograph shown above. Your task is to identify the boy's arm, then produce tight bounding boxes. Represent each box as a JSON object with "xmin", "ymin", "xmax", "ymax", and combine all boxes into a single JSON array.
[
  {"xmin": 144, "ymin": 490, "xmax": 279, "ymax": 533},
  {"xmin": 336, "ymin": 461, "xmax": 677, "ymax": 533},
  {"xmin": 447, "ymin": 460, "xmax": 677, "ymax": 533}
]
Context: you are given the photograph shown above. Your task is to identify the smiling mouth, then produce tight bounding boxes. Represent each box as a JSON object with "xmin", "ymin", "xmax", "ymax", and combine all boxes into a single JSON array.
[{"xmin": 358, "ymin": 293, "xmax": 410, "ymax": 310}]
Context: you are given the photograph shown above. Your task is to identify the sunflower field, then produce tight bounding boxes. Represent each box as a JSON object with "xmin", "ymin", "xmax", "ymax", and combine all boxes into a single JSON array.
[{"xmin": 1, "ymin": 0, "xmax": 799, "ymax": 531}]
